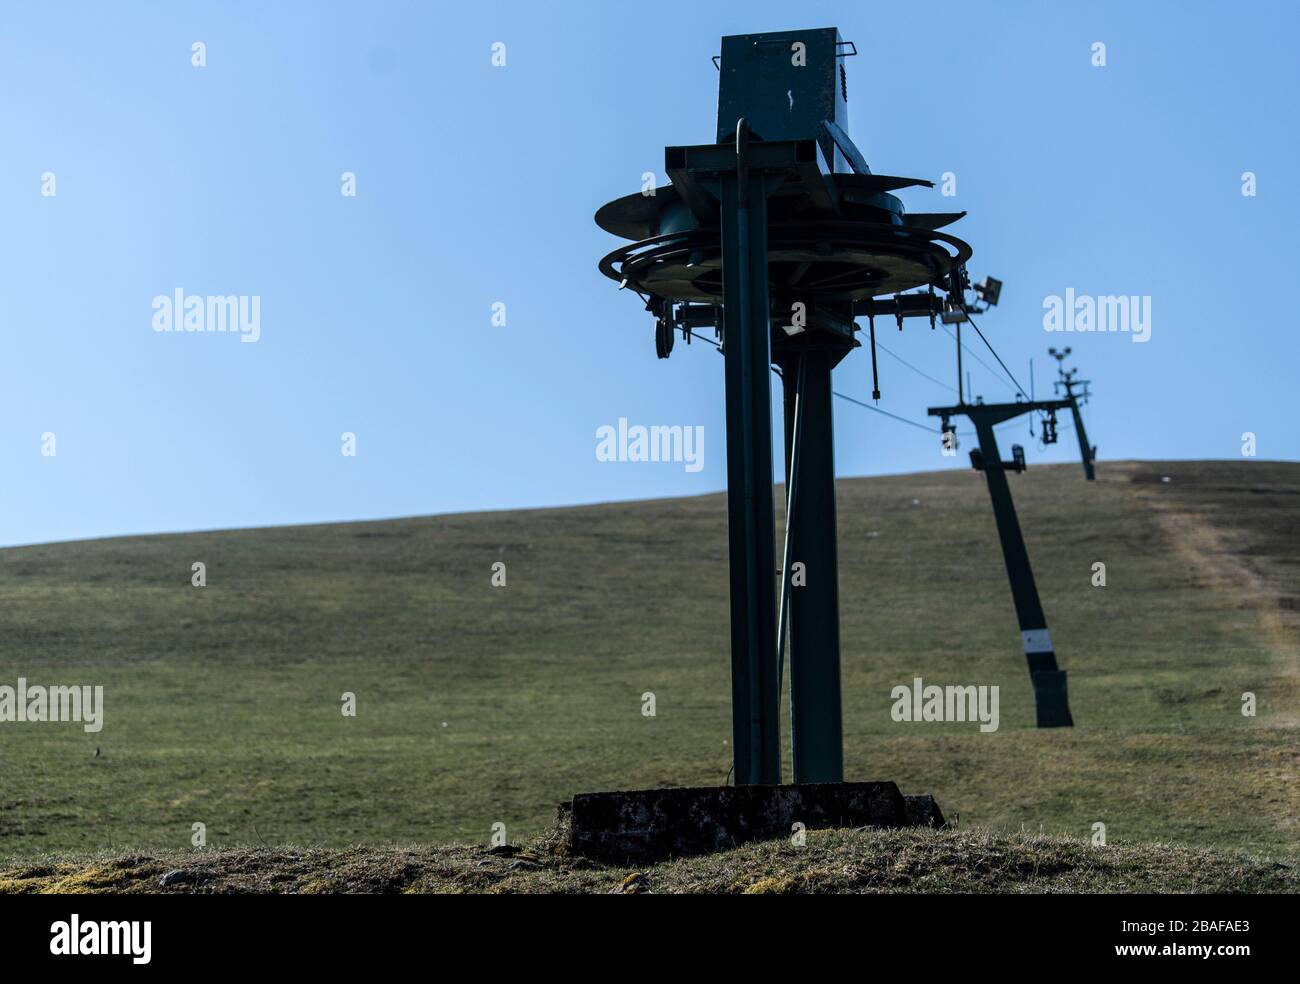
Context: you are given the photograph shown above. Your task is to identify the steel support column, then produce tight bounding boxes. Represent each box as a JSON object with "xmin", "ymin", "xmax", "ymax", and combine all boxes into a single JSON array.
[
  {"xmin": 779, "ymin": 347, "xmax": 844, "ymax": 782},
  {"xmin": 719, "ymin": 168, "xmax": 781, "ymax": 784},
  {"xmin": 972, "ymin": 421, "xmax": 1073, "ymax": 727},
  {"xmin": 1068, "ymin": 396, "xmax": 1095, "ymax": 481}
]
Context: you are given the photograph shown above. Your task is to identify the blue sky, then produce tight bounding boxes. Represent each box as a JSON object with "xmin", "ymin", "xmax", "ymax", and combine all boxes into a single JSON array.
[{"xmin": 2, "ymin": 0, "xmax": 1296, "ymax": 547}]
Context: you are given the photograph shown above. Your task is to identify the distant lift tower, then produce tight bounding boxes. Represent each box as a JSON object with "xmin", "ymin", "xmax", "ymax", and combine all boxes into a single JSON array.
[
  {"xmin": 1048, "ymin": 346, "xmax": 1096, "ymax": 481},
  {"xmin": 595, "ymin": 28, "xmax": 974, "ymax": 783},
  {"xmin": 927, "ymin": 398, "xmax": 1075, "ymax": 727}
]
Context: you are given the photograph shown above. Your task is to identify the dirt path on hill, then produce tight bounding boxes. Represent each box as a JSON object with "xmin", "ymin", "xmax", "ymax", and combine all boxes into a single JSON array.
[{"xmin": 1125, "ymin": 462, "xmax": 1300, "ymax": 727}]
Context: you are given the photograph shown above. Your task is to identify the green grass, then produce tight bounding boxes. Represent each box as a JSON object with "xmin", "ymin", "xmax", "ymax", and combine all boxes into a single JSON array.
[{"xmin": 1, "ymin": 459, "xmax": 1297, "ymax": 862}]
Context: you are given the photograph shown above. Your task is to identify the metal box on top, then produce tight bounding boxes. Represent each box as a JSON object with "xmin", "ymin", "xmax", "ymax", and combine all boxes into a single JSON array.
[{"xmin": 716, "ymin": 27, "xmax": 851, "ymax": 173}]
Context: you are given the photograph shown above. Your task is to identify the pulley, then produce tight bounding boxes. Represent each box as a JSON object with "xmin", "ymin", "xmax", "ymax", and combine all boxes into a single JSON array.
[{"xmin": 655, "ymin": 317, "xmax": 674, "ymax": 359}]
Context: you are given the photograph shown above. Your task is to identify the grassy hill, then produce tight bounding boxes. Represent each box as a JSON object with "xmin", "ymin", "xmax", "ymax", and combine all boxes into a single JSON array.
[
  {"xmin": 4, "ymin": 827, "xmax": 1297, "ymax": 894},
  {"xmin": 1, "ymin": 459, "xmax": 1297, "ymax": 866}
]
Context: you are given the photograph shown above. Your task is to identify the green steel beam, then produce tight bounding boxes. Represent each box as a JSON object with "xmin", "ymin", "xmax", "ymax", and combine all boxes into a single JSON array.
[
  {"xmin": 778, "ymin": 345, "xmax": 846, "ymax": 781},
  {"xmin": 719, "ymin": 160, "xmax": 782, "ymax": 784}
]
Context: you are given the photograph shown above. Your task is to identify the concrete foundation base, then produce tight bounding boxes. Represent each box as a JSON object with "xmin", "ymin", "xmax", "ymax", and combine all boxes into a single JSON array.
[{"xmin": 563, "ymin": 781, "xmax": 944, "ymax": 864}]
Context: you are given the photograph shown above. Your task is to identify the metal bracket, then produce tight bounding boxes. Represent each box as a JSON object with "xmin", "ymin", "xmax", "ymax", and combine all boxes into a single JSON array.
[{"xmin": 713, "ymin": 39, "xmax": 856, "ymax": 69}]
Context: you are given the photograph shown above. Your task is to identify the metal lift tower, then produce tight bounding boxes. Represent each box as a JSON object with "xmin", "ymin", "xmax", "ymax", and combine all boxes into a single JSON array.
[
  {"xmin": 1049, "ymin": 346, "xmax": 1096, "ymax": 481},
  {"xmin": 928, "ymin": 398, "xmax": 1075, "ymax": 727},
  {"xmin": 596, "ymin": 28, "xmax": 974, "ymax": 783}
]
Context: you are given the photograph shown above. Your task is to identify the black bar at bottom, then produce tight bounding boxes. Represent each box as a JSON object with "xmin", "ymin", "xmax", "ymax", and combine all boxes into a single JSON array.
[{"xmin": 0, "ymin": 892, "xmax": 1286, "ymax": 970}]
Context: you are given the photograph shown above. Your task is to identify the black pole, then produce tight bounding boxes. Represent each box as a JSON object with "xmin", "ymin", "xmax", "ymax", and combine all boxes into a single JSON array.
[
  {"xmin": 779, "ymin": 346, "xmax": 845, "ymax": 782},
  {"xmin": 972, "ymin": 420, "xmax": 1073, "ymax": 727},
  {"xmin": 1067, "ymin": 387, "xmax": 1095, "ymax": 481},
  {"xmin": 956, "ymin": 322, "xmax": 964, "ymax": 404},
  {"xmin": 719, "ymin": 128, "xmax": 781, "ymax": 785}
]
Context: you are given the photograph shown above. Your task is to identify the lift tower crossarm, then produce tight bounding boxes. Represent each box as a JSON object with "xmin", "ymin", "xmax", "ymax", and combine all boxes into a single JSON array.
[
  {"xmin": 929, "ymin": 398, "xmax": 1071, "ymax": 428},
  {"xmin": 927, "ymin": 399, "xmax": 1075, "ymax": 728}
]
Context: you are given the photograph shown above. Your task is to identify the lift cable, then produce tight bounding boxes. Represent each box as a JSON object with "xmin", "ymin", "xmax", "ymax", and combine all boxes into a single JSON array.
[
  {"xmin": 769, "ymin": 361, "xmax": 940, "ymax": 433},
  {"xmin": 830, "ymin": 389, "xmax": 942, "ymax": 434},
  {"xmin": 965, "ymin": 313, "xmax": 1030, "ymax": 401},
  {"xmin": 941, "ymin": 325, "xmax": 1018, "ymax": 396},
  {"xmin": 686, "ymin": 330, "xmax": 941, "ymax": 436},
  {"xmin": 873, "ymin": 337, "xmax": 958, "ymax": 395},
  {"xmin": 678, "ymin": 325, "xmax": 1068, "ymax": 447},
  {"xmin": 942, "ymin": 326, "xmax": 1018, "ymax": 395}
]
